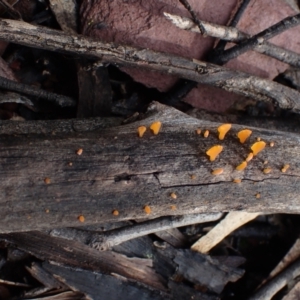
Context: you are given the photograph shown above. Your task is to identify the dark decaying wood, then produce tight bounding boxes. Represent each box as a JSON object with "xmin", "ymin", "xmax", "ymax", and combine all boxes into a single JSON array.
[
  {"xmin": 0, "ymin": 231, "xmax": 166, "ymax": 291},
  {"xmin": 0, "ymin": 230, "xmax": 243, "ymax": 298},
  {"xmin": 43, "ymin": 263, "xmax": 171, "ymax": 300},
  {"xmin": 1, "ymin": 102, "xmax": 300, "ymax": 233},
  {"xmin": 76, "ymin": 63, "xmax": 112, "ymax": 118},
  {"xmin": 1, "ymin": 19, "xmax": 300, "ymax": 112}
]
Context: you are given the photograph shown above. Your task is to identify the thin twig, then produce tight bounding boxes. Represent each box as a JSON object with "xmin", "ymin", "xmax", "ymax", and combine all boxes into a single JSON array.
[
  {"xmin": 0, "ymin": 0, "xmax": 21, "ymax": 20},
  {"xmin": 50, "ymin": 213, "xmax": 223, "ymax": 251},
  {"xmin": 1, "ymin": 19, "xmax": 300, "ymax": 112},
  {"xmin": 179, "ymin": 0, "xmax": 206, "ymax": 35},
  {"xmin": 214, "ymin": 0, "xmax": 252, "ymax": 54},
  {"xmin": 0, "ymin": 76, "xmax": 76, "ymax": 107},
  {"xmin": 164, "ymin": 12, "xmax": 300, "ymax": 68},
  {"xmin": 249, "ymin": 258, "xmax": 300, "ymax": 300},
  {"xmin": 213, "ymin": 13, "xmax": 300, "ymax": 65}
]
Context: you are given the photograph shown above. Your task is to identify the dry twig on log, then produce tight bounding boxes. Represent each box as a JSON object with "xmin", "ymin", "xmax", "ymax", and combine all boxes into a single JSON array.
[{"xmin": 49, "ymin": 213, "xmax": 223, "ymax": 251}]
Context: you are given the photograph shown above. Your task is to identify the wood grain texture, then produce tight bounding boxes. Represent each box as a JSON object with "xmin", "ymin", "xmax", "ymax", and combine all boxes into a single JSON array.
[{"xmin": 0, "ymin": 102, "xmax": 300, "ymax": 233}]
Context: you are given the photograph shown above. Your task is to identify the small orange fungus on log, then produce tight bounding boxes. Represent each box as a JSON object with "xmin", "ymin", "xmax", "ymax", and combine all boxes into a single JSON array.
[
  {"xmin": 236, "ymin": 161, "xmax": 247, "ymax": 171},
  {"xmin": 212, "ymin": 168, "xmax": 223, "ymax": 175},
  {"xmin": 256, "ymin": 193, "xmax": 261, "ymax": 199},
  {"xmin": 233, "ymin": 178, "xmax": 241, "ymax": 183},
  {"xmin": 144, "ymin": 205, "xmax": 151, "ymax": 214},
  {"xmin": 270, "ymin": 142, "xmax": 275, "ymax": 147},
  {"xmin": 196, "ymin": 128, "xmax": 201, "ymax": 135},
  {"xmin": 203, "ymin": 130, "xmax": 209, "ymax": 138},
  {"xmin": 150, "ymin": 121, "xmax": 161, "ymax": 135},
  {"xmin": 251, "ymin": 141, "xmax": 266, "ymax": 156},
  {"xmin": 190, "ymin": 174, "xmax": 196, "ymax": 180},
  {"xmin": 170, "ymin": 192, "xmax": 177, "ymax": 199},
  {"xmin": 44, "ymin": 177, "xmax": 51, "ymax": 184},
  {"xmin": 78, "ymin": 215, "xmax": 85, "ymax": 222},
  {"xmin": 137, "ymin": 126, "xmax": 147, "ymax": 137},
  {"xmin": 76, "ymin": 148, "xmax": 83, "ymax": 155},
  {"xmin": 45, "ymin": 209, "xmax": 50, "ymax": 213},
  {"xmin": 237, "ymin": 129, "xmax": 252, "ymax": 144},
  {"xmin": 206, "ymin": 145, "xmax": 223, "ymax": 161},
  {"xmin": 170, "ymin": 205, "xmax": 177, "ymax": 210},
  {"xmin": 263, "ymin": 167, "xmax": 272, "ymax": 174},
  {"xmin": 218, "ymin": 124, "xmax": 231, "ymax": 140},
  {"xmin": 257, "ymin": 137, "xmax": 261, "ymax": 142},
  {"xmin": 112, "ymin": 210, "xmax": 119, "ymax": 216},
  {"xmin": 246, "ymin": 153, "xmax": 253, "ymax": 162},
  {"xmin": 281, "ymin": 164, "xmax": 290, "ymax": 173}
]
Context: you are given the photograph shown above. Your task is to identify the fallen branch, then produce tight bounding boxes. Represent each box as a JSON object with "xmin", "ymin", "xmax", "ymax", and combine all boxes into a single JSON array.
[
  {"xmin": 0, "ymin": 102, "xmax": 300, "ymax": 232},
  {"xmin": 1, "ymin": 19, "xmax": 300, "ymax": 112},
  {"xmin": 49, "ymin": 213, "xmax": 223, "ymax": 251},
  {"xmin": 213, "ymin": 13, "xmax": 300, "ymax": 65},
  {"xmin": 164, "ymin": 13, "xmax": 300, "ymax": 68},
  {"xmin": 0, "ymin": 75, "xmax": 76, "ymax": 107},
  {"xmin": 249, "ymin": 258, "xmax": 300, "ymax": 300},
  {"xmin": 191, "ymin": 211, "xmax": 261, "ymax": 253}
]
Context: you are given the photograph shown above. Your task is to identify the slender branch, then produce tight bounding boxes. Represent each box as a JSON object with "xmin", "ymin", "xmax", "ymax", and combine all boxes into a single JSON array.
[
  {"xmin": 179, "ymin": 0, "xmax": 206, "ymax": 35},
  {"xmin": 50, "ymin": 213, "xmax": 223, "ymax": 251},
  {"xmin": 214, "ymin": 0, "xmax": 252, "ymax": 53},
  {"xmin": 164, "ymin": 13, "xmax": 300, "ymax": 68},
  {"xmin": 1, "ymin": 19, "xmax": 300, "ymax": 112},
  {"xmin": 0, "ymin": 76, "xmax": 76, "ymax": 107},
  {"xmin": 213, "ymin": 13, "xmax": 300, "ymax": 65},
  {"xmin": 249, "ymin": 258, "xmax": 300, "ymax": 300},
  {"xmin": 0, "ymin": 0, "xmax": 22, "ymax": 20}
]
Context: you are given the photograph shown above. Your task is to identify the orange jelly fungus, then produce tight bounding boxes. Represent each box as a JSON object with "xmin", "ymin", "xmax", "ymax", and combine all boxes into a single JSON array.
[
  {"xmin": 44, "ymin": 177, "xmax": 51, "ymax": 184},
  {"xmin": 170, "ymin": 205, "xmax": 177, "ymax": 210},
  {"xmin": 233, "ymin": 178, "xmax": 241, "ymax": 183},
  {"xmin": 170, "ymin": 192, "xmax": 177, "ymax": 199},
  {"xmin": 45, "ymin": 209, "xmax": 50, "ymax": 213},
  {"xmin": 196, "ymin": 128, "xmax": 201, "ymax": 135},
  {"xmin": 270, "ymin": 142, "xmax": 275, "ymax": 147},
  {"xmin": 251, "ymin": 141, "xmax": 266, "ymax": 156},
  {"xmin": 237, "ymin": 129, "xmax": 252, "ymax": 144},
  {"xmin": 144, "ymin": 205, "xmax": 151, "ymax": 214},
  {"xmin": 246, "ymin": 153, "xmax": 253, "ymax": 162},
  {"xmin": 257, "ymin": 137, "xmax": 261, "ymax": 142},
  {"xmin": 112, "ymin": 210, "xmax": 119, "ymax": 216},
  {"xmin": 206, "ymin": 145, "xmax": 223, "ymax": 161},
  {"xmin": 281, "ymin": 164, "xmax": 290, "ymax": 173},
  {"xmin": 78, "ymin": 215, "xmax": 85, "ymax": 222},
  {"xmin": 137, "ymin": 126, "xmax": 147, "ymax": 137},
  {"xmin": 263, "ymin": 167, "xmax": 272, "ymax": 174},
  {"xmin": 218, "ymin": 124, "xmax": 231, "ymax": 140},
  {"xmin": 236, "ymin": 161, "xmax": 247, "ymax": 171},
  {"xmin": 190, "ymin": 174, "xmax": 196, "ymax": 180},
  {"xmin": 212, "ymin": 168, "xmax": 223, "ymax": 175},
  {"xmin": 256, "ymin": 193, "xmax": 261, "ymax": 199},
  {"xmin": 150, "ymin": 121, "xmax": 162, "ymax": 135},
  {"xmin": 203, "ymin": 130, "xmax": 209, "ymax": 138},
  {"xmin": 76, "ymin": 148, "xmax": 83, "ymax": 155}
]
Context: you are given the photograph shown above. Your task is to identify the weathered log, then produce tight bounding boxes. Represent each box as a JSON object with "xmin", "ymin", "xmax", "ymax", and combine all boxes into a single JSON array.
[{"xmin": 0, "ymin": 102, "xmax": 300, "ymax": 233}]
